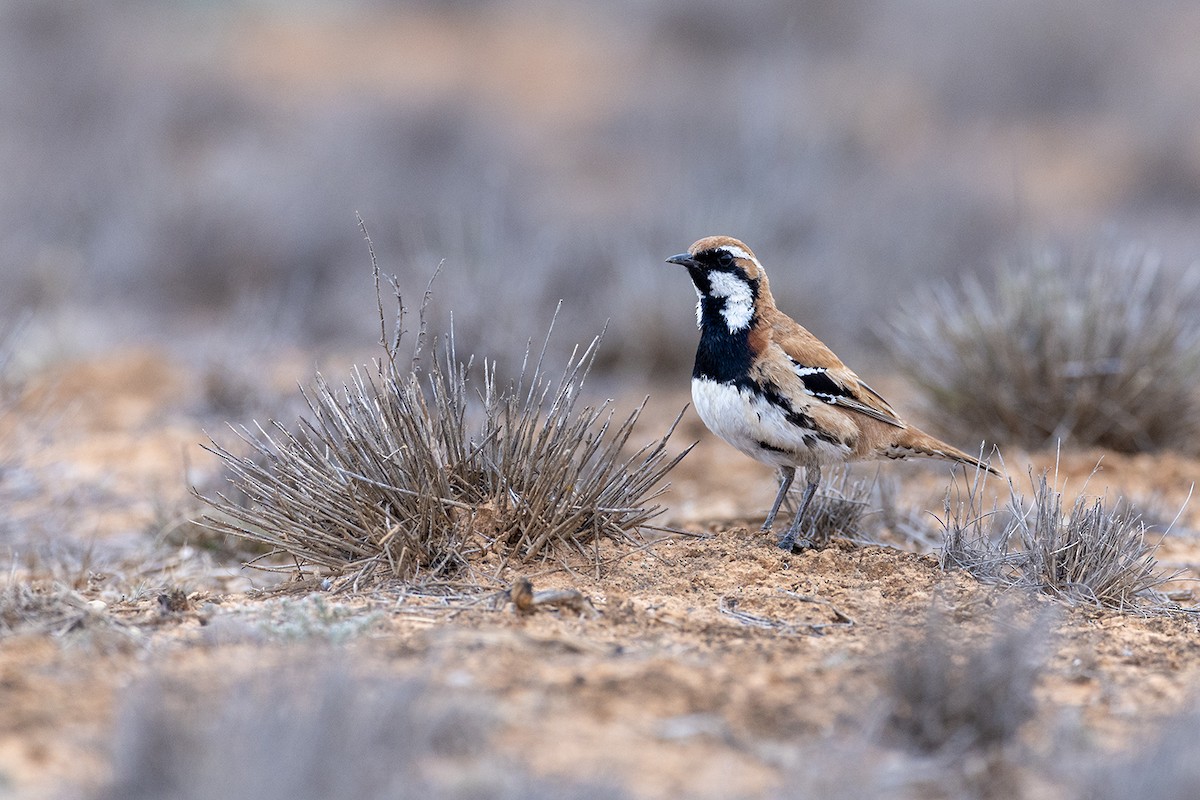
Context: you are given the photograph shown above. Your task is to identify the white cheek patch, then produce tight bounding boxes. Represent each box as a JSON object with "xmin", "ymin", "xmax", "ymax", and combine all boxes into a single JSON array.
[{"xmin": 707, "ymin": 271, "xmax": 755, "ymax": 332}]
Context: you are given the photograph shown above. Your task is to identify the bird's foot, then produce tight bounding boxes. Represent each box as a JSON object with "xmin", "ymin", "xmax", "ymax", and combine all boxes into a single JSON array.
[{"xmin": 776, "ymin": 531, "xmax": 815, "ymax": 553}]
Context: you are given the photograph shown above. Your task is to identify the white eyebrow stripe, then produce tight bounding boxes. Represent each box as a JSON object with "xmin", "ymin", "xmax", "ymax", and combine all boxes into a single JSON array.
[
  {"xmin": 718, "ymin": 245, "xmax": 754, "ymax": 261},
  {"xmin": 717, "ymin": 244, "xmax": 764, "ymax": 273}
]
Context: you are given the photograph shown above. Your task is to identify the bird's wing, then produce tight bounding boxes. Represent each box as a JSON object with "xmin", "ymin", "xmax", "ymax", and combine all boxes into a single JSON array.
[{"xmin": 769, "ymin": 312, "xmax": 906, "ymax": 429}]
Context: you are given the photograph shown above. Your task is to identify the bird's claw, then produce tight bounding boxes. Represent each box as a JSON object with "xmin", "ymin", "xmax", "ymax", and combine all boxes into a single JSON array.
[{"xmin": 776, "ymin": 533, "xmax": 814, "ymax": 553}]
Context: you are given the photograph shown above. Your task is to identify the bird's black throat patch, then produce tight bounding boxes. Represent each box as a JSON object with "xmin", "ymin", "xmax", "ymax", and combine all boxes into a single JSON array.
[
  {"xmin": 692, "ymin": 311, "xmax": 752, "ymax": 382},
  {"xmin": 689, "ymin": 268, "xmax": 760, "ymax": 383}
]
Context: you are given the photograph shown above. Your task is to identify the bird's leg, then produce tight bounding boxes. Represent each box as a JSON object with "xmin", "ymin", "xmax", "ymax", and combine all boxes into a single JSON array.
[
  {"xmin": 778, "ymin": 464, "xmax": 821, "ymax": 551},
  {"xmin": 761, "ymin": 466, "xmax": 795, "ymax": 532}
]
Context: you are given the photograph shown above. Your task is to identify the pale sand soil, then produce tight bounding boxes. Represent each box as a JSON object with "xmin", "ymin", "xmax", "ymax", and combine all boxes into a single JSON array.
[{"xmin": 2, "ymin": 349, "xmax": 1199, "ymax": 799}]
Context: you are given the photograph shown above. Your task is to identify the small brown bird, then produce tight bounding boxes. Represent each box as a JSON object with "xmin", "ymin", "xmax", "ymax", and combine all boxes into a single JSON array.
[{"xmin": 667, "ymin": 235, "xmax": 998, "ymax": 550}]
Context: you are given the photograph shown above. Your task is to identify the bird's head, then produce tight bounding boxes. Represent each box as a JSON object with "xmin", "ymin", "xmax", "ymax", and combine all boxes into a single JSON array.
[
  {"xmin": 666, "ymin": 236, "xmax": 766, "ymax": 282},
  {"xmin": 666, "ymin": 236, "xmax": 767, "ymax": 332}
]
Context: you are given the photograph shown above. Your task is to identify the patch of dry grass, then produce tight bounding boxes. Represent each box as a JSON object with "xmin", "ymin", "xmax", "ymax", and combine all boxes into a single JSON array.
[
  {"xmin": 778, "ymin": 467, "xmax": 876, "ymax": 548},
  {"xmin": 937, "ymin": 466, "xmax": 1177, "ymax": 611},
  {"xmin": 198, "ymin": 255, "xmax": 689, "ymax": 588},
  {"xmin": 0, "ymin": 580, "xmax": 86, "ymax": 636},
  {"xmin": 777, "ymin": 600, "xmax": 1051, "ymax": 800},
  {"xmin": 0, "ymin": 577, "xmax": 140, "ymax": 653},
  {"xmin": 1084, "ymin": 704, "xmax": 1200, "ymax": 799}
]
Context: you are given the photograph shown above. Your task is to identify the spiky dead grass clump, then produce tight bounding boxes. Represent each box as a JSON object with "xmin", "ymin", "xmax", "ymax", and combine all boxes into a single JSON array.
[
  {"xmin": 198, "ymin": 260, "xmax": 688, "ymax": 587},
  {"xmin": 870, "ymin": 603, "xmax": 1048, "ymax": 800},
  {"xmin": 889, "ymin": 245, "xmax": 1200, "ymax": 452},
  {"xmin": 938, "ymin": 467, "xmax": 1177, "ymax": 611},
  {"xmin": 782, "ymin": 469, "xmax": 953, "ymax": 552}
]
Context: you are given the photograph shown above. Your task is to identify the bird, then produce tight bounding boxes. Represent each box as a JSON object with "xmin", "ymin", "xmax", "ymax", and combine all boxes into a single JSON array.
[{"xmin": 666, "ymin": 235, "xmax": 999, "ymax": 551}]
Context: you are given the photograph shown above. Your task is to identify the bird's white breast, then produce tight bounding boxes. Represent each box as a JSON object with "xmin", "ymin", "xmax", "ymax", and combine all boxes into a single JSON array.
[{"xmin": 691, "ymin": 377, "xmax": 851, "ymax": 469}]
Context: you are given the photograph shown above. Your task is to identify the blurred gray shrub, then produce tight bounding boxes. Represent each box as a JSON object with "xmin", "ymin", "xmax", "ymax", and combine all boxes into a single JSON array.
[
  {"xmin": 890, "ymin": 245, "xmax": 1200, "ymax": 452},
  {"xmin": 96, "ymin": 660, "xmax": 628, "ymax": 800}
]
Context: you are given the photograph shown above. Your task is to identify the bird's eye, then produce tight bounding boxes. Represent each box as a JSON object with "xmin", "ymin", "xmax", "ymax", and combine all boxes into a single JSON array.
[{"xmin": 717, "ymin": 250, "xmax": 734, "ymax": 267}]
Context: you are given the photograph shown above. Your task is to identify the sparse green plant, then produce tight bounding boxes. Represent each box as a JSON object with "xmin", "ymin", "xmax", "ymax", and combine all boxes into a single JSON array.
[
  {"xmin": 198, "ymin": 253, "xmax": 689, "ymax": 588},
  {"xmin": 937, "ymin": 467, "xmax": 1177, "ymax": 610},
  {"xmin": 889, "ymin": 245, "xmax": 1200, "ymax": 452}
]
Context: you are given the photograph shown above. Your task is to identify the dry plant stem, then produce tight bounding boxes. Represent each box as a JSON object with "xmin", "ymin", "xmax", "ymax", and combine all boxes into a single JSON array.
[
  {"xmin": 507, "ymin": 577, "xmax": 597, "ymax": 617},
  {"xmin": 717, "ymin": 593, "xmax": 854, "ymax": 636}
]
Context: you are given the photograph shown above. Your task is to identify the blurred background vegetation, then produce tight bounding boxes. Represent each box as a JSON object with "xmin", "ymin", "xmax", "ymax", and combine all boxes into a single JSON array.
[{"xmin": 4, "ymin": 0, "xmax": 1200, "ymax": 380}]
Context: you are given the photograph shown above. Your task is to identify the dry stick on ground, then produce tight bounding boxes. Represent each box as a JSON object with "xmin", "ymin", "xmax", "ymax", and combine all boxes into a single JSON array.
[
  {"xmin": 717, "ymin": 593, "xmax": 854, "ymax": 636},
  {"xmin": 506, "ymin": 577, "xmax": 598, "ymax": 617},
  {"xmin": 197, "ymin": 231, "xmax": 691, "ymax": 589}
]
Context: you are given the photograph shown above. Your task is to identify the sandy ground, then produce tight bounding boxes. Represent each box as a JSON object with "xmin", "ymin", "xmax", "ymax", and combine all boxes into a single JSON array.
[{"xmin": 2, "ymin": 348, "xmax": 1200, "ymax": 799}]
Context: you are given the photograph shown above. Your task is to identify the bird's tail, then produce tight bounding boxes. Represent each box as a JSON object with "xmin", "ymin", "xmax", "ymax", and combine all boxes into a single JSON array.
[{"xmin": 886, "ymin": 427, "xmax": 1002, "ymax": 477}]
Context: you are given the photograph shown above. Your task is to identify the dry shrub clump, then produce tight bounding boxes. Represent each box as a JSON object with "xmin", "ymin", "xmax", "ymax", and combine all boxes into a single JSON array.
[
  {"xmin": 883, "ymin": 604, "xmax": 1044, "ymax": 757},
  {"xmin": 939, "ymin": 467, "xmax": 1176, "ymax": 611},
  {"xmin": 1084, "ymin": 704, "xmax": 1200, "ymax": 800},
  {"xmin": 889, "ymin": 245, "xmax": 1200, "ymax": 452},
  {"xmin": 199, "ymin": 259, "xmax": 688, "ymax": 587},
  {"xmin": 96, "ymin": 661, "xmax": 628, "ymax": 800},
  {"xmin": 870, "ymin": 603, "xmax": 1048, "ymax": 800}
]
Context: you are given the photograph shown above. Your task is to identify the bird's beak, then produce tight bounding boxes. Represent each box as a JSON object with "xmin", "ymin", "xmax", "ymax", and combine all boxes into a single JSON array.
[{"xmin": 666, "ymin": 253, "xmax": 695, "ymax": 267}]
